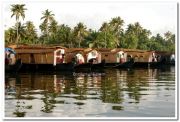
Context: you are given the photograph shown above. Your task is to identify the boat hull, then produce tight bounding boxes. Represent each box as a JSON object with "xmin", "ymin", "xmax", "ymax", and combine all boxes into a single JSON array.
[
  {"xmin": 114, "ymin": 60, "xmax": 134, "ymax": 69},
  {"xmin": 5, "ymin": 59, "xmax": 22, "ymax": 73},
  {"xmin": 74, "ymin": 62, "xmax": 105, "ymax": 72},
  {"xmin": 133, "ymin": 61, "xmax": 173, "ymax": 68},
  {"xmin": 20, "ymin": 63, "xmax": 74, "ymax": 72}
]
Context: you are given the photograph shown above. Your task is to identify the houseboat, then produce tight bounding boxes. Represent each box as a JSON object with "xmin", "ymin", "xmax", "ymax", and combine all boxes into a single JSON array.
[
  {"xmin": 98, "ymin": 48, "xmax": 134, "ymax": 68},
  {"xmin": 65, "ymin": 48, "xmax": 105, "ymax": 72},
  {"xmin": 6, "ymin": 45, "xmax": 174, "ymax": 71},
  {"xmin": 123, "ymin": 49, "xmax": 174, "ymax": 68},
  {"xmin": 12, "ymin": 45, "xmax": 72, "ymax": 71}
]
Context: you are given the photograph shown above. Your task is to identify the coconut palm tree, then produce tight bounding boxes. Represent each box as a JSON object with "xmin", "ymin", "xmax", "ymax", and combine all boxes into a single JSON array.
[
  {"xmin": 11, "ymin": 4, "xmax": 27, "ymax": 45},
  {"xmin": 73, "ymin": 22, "xmax": 88, "ymax": 48},
  {"xmin": 109, "ymin": 17, "xmax": 124, "ymax": 33},
  {"xmin": 109, "ymin": 17, "xmax": 124, "ymax": 47},
  {"xmin": 5, "ymin": 28, "xmax": 16, "ymax": 44},
  {"xmin": 40, "ymin": 9, "xmax": 55, "ymax": 42},
  {"xmin": 25, "ymin": 21, "xmax": 37, "ymax": 44},
  {"xmin": 99, "ymin": 22, "xmax": 109, "ymax": 48},
  {"xmin": 49, "ymin": 19, "xmax": 58, "ymax": 42},
  {"xmin": 12, "ymin": 22, "xmax": 26, "ymax": 44},
  {"xmin": 164, "ymin": 31, "xmax": 175, "ymax": 43},
  {"xmin": 57, "ymin": 24, "xmax": 73, "ymax": 47}
]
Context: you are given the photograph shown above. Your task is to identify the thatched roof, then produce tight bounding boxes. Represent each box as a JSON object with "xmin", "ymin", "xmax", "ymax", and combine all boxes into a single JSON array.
[
  {"xmin": 65, "ymin": 48, "xmax": 85, "ymax": 53},
  {"xmin": 15, "ymin": 49, "xmax": 56, "ymax": 53},
  {"xmin": 7, "ymin": 44, "xmax": 66, "ymax": 49},
  {"xmin": 7, "ymin": 45, "xmax": 173, "ymax": 57},
  {"xmin": 12, "ymin": 45, "xmax": 66, "ymax": 54},
  {"xmin": 96, "ymin": 48, "xmax": 112, "ymax": 52}
]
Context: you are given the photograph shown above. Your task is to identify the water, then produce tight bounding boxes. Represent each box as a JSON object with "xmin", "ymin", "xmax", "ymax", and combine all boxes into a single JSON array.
[{"xmin": 5, "ymin": 66, "xmax": 175, "ymax": 117}]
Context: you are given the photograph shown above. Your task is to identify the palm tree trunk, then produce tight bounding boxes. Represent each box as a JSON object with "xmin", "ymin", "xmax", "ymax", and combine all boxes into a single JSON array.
[
  {"xmin": 70, "ymin": 42, "xmax": 73, "ymax": 48},
  {"xmin": 16, "ymin": 22, "xmax": 19, "ymax": 47},
  {"xmin": 78, "ymin": 38, "xmax": 81, "ymax": 48},
  {"xmin": 105, "ymin": 31, "xmax": 107, "ymax": 48},
  {"xmin": 78, "ymin": 42, "xmax": 80, "ymax": 48}
]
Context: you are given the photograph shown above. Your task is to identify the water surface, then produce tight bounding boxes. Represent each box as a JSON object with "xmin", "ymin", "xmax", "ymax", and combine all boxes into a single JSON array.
[{"xmin": 5, "ymin": 66, "xmax": 175, "ymax": 117}]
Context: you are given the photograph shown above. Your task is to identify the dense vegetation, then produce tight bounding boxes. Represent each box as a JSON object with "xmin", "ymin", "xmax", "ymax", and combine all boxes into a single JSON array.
[{"xmin": 5, "ymin": 4, "xmax": 175, "ymax": 52}]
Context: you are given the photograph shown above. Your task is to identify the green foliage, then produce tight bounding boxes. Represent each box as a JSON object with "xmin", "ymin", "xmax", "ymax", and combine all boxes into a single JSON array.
[
  {"xmin": 10, "ymin": 4, "xmax": 27, "ymax": 45},
  {"xmin": 73, "ymin": 22, "xmax": 89, "ymax": 48},
  {"xmin": 6, "ymin": 5, "xmax": 175, "ymax": 52}
]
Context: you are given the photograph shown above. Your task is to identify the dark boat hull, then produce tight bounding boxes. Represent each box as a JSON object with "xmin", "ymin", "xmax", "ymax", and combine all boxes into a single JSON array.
[
  {"xmin": 55, "ymin": 63, "xmax": 74, "ymax": 71},
  {"xmin": 114, "ymin": 60, "xmax": 134, "ymax": 69},
  {"xmin": 20, "ymin": 63, "xmax": 54, "ymax": 71},
  {"xmin": 5, "ymin": 59, "xmax": 22, "ymax": 73},
  {"xmin": 74, "ymin": 62, "xmax": 105, "ymax": 72},
  {"xmin": 133, "ymin": 61, "xmax": 173, "ymax": 68},
  {"xmin": 20, "ymin": 63, "xmax": 74, "ymax": 72},
  {"xmin": 20, "ymin": 62, "xmax": 104, "ymax": 72}
]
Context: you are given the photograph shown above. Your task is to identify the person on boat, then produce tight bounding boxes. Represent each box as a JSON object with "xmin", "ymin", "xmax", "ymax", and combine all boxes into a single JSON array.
[
  {"xmin": 120, "ymin": 53, "xmax": 125, "ymax": 64},
  {"xmin": 152, "ymin": 53, "xmax": 157, "ymax": 62},
  {"xmin": 5, "ymin": 50, "xmax": 16, "ymax": 65},
  {"xmin": 156, "ymin": 55, "xmax": 161, "ymax": 62},
  {"xmin": 5, "ymin": 51, "xmax": 9, "ymax": 65},
  {"xmin": 88, "ymin": 58, "xmax": 97, "ymax": 64},
  {"xmin": 75, "ymin": 54, "xmax": 84, "ymax": 64},
  {"xmin": 57, "ymin": 55, "xmax": 64, "ymax": 63},
  {"xmin": 78, "ymin": 55, "xmax": 84, "ymax": 64}
]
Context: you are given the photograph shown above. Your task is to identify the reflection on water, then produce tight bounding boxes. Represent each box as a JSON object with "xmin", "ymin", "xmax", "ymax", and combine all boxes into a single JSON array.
[{"xmin": 5, "ymin": 66, "xmax": 175, "ymax": 117}]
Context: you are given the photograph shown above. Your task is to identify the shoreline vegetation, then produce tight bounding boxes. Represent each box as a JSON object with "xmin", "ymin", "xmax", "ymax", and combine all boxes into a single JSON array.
[{"xmin": 5, "ymin": 4, "xmax": 175, "ymax": 53}]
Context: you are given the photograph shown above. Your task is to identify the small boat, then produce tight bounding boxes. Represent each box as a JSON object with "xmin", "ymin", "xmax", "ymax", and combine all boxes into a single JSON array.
[
  {"xmin": 113, "ymin": 59, "xmax": 134, "ymax": 69},
  {"xmin": 5, "ymin": 59, "xmax": 22, "ymax": 73}
]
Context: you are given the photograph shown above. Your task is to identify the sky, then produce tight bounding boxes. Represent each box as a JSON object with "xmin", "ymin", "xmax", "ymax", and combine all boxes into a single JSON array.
[{"xmin": 2, "ymin": 1, "xmax": 177, "ymax": 36}]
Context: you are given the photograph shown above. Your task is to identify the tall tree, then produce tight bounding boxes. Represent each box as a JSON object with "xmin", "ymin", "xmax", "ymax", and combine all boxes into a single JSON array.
[
  {"xmin": 73, "ymin": 22, "xmax": 88, "ymax": 48},
  {"xmin": 99, "ymin": 22, "xmax": 109, "ymax": 48},
  {"xmin": 164, "ymin": 31, "xmax": 175, "ymax": 43},
  {"xmin": 40, "ymin": 9, "xmax": 55, "ymax": 43},
  {"xmin": 109, "ymin": 17, "xmax": 124, "ymax": 47},
  {"xmin": 49, "ymin": 19, "xmax": 58, "ymax": 43},
  {"xmin": 12, "ymin": 22, "xmax": 26, "ymax": 44},
  {"xmin": 11, "ymin": 4, "xmax": 27, "ymax": 45},
  {"xmin": 25, "ymin": 21, "xmax": 37, "ymax": 44},
  {"xmin": 55, "ymin": 24, "xmax": 73, "ymax": 47},
  {"xmin": 5, "ymin": 28, "xmax": 16, "ymax": 44},
  {"xmin": 122, "ymin": 24, "xmax": 138, "ymax": 49}
]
